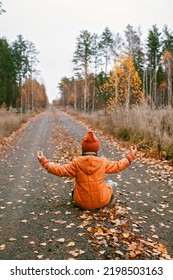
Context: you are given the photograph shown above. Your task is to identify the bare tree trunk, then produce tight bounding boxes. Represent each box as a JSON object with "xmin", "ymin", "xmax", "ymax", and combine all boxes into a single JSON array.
[
  {"xmin": 114, "ymin": 63, "xmax": 118, "ymax": 104},
  {"xmin": 145, "ymin": 67, "xmax": 148, "ymax": 97},
  {"xmin": 143, "ymin": 69, "xmax": 145, "ymax": 99},
  {"xmin": 153, "ymin": 51, "xmax": 157, "ymax": 107},
  {"xmin": 26, "ymin": 79, "xmax": 30, "ymax": 112},
  {"xmin": 3, "ymin": 74, "xmax": 7, "ymax": 102},
  {"xmin": 84, "ymin": 64, "xmax": 88, "ymax": 113},
  {"xmin": 92, "ymin": 77, "xmax": 95, "ymax": 113},
  {"xmin": 126, "ymin": 70, "xmax": 131, "ymax": 123},
  {"xmin": 105, "ymin": 51, "xmax": 108, "ymax": 74},
  {"xmin": 31, "ymin": 77, "xmax": 34, "ymax": 111},
  {"xmin": 167, "ymin": 59, "xmax": 172, "ymax": 106},
  {"xmin": 74, "ymin": 81, "xmax": 76, "ymax": 110},
  {"xmin": 19, "ymin": 76, "xmax": 22, "ymax": 114},
  {"xmin": 149, "ymin": 68, "xmax": 153, "ymax": 109},
  {"xmin": 84, "ymin": 83, "xmax": 87, "ymax": 113}
]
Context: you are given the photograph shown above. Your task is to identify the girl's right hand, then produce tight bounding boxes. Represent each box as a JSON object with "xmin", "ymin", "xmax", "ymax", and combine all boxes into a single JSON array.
[{"xmin": 130, "ymin": 145, "xmax": 137, "ymax": 155}]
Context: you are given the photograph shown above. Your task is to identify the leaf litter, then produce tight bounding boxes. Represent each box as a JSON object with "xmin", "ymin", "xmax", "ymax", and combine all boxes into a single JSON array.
[{"xmin": 78, "ymin": 205, "xmax": 172, "ymax": 260}]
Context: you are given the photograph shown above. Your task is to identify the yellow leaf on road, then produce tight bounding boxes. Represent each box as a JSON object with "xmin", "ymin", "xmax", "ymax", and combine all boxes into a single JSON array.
[
  {"xmin": 67, "ymin": 242, "xmax": 75, "ymax": 247},
  {"xmin": 0, "ymin": 244, "xmax": 5, "ymax": 251},
  {"xmin": 123, "ymin": 231, "xmax": 130, "ymax": 238},
  {"xmin": 158, "ymin": 245, "xmax": 168, "ymax": 254},
  {"xmin": 57, "ymin": 238, "xmax": 65, "ymax": 243}
]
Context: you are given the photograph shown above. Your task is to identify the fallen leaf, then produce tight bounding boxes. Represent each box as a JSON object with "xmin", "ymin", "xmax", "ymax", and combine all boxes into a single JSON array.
[
  {"xmin": 97, "ymin": 227, "xmax": 103, "ymax": 234},
  {"xmin": 57, "ymin": 238, "xmax": 65, "ymax": 243},
  {"xmin": 43, "ymin": 226, "xmax": 49, "ymax": 230},
  {"xmin": 121, "ymin": 222, "xmax": 128, "ymax": 228},
  {"xmin": 115, "ymin": 250, "xmax": 124, "ymax": 256},
  {"xmin": 67, "ymin": 242, "xmax": 75, "ymax": 247},
  {"xmin": 123, "ymin": 231, "xmax": 130, "ymax": 238},
  {"xmin": 87, "ymin": 227, "xmax": 96, "ymax": 233},
  {"xmin": 69, "ymin": 249, "xmax": 85, "ymax": 257},
  {"xmin": 152, "ymin": 235, "xmax": 159, "ymax": 239},
  {"xmin": 99, "ymin": 250, "xmax": 105, "ymax": 255},
  {"xmin": 129, "ymin": 252, "xmax": 136, "ymax": 258},
  {"xmin": 0, "ymin": 244, "xmax": 5, "ymax": 251},
  {"xmin": 40, "ymin": 243, "xmax": 47, "ymax": 246},
  {"xmin": 69, "ymin": 250, "xmax": 79, "ymax": 257},
  {"xmin": 78, "ymin": 233, "xmax": 85, "ymax": 236},
  {"xmin": 9, "ymin": 238, "xmax": 17, "ymax": 242},
  {"xmin": 21, "ymin": 220, "xmax": 27, "ymax": 223},
  {"xmin": 79, "ymin": 250, "xmax": 85, "ymax": 255},
  {"xmin": 55, "ymin": 220, "xmax": 67, "ymax": 224},
  {"xmin": 52, "ymin": 211, "xmax": 61, "ymax": 214},
  {"xmin": 37, "ymin": 255, "xmax": 43, "ymax": 259},
  {"xmin": 158, "ymin": 245, "xmax": 168, "ymax": 254}
]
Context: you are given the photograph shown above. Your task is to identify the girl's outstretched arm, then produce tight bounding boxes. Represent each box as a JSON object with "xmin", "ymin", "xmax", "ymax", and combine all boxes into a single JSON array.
[
  {"xmin": 37, "ymin": 151, "xmax": 49, "ymax": 169},
  {"xmin": 37, "ymin": 151, "xmax": 77, "ymax": 177}
]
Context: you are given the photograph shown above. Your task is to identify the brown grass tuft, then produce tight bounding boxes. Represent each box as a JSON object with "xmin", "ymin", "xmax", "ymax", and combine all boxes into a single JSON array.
[{"xmin": 0, "ymin": 109, "xmax": 34, "ymax": 144}]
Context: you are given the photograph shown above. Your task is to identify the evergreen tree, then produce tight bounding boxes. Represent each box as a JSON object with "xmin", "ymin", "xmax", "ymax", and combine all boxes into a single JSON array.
[
  {"xmin": 161, "ymin": 26, "xmax": 173, "ymax": 105},
  {"xmin": 162, "ymin": 25, "xmax": 173, "ymax": 54},
  {"xmin": 12, "ymin": 35, "xmax": 29, "ymax": 111},
  {"xmin": 73, "ymin": 30, "xmax": 93, "ymax": 113},
  {"xmin": 124, "ymin": 25, "xmax": 144, "ymax": 80},
  {"xmin": 0, "ymin": 1, "xmax": 5, "ymax": 15},
  {"xmin": 99, "ymin": 27, "xmax": 114, "ymax": 74},
  {"xmin": 0, "ymin": 38, "xmax": 17, "ymax": 107},
  {"xmin": 146, "ymin": 25, "xmax": 162, "ymax": 107}
]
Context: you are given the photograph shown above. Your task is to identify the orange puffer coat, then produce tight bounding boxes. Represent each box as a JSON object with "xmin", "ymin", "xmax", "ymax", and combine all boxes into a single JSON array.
[{"xmin": 39, "ymin": 154, "xmax": 134, "ymax": 210}]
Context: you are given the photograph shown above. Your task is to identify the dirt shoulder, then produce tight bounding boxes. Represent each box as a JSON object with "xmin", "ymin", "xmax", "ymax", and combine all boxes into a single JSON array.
[{"xmin": 0, "ymin": 107, "xmax": 172, "ymax": 260}]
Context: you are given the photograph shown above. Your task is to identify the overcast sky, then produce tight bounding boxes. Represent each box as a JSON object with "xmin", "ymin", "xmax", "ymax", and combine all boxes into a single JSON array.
[{"xmin": 0, "ymin": 0, "xmax": 172, "ymax": 102}]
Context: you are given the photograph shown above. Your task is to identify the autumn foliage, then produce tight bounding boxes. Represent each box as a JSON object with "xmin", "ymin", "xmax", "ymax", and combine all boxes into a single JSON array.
[
  {"xmin": 19, "ymin": 79, "xmax": 48, "ymax": 111},
  {"xmin": 104, "ymin": 54, "xmax": 142, "ymax": 108}
]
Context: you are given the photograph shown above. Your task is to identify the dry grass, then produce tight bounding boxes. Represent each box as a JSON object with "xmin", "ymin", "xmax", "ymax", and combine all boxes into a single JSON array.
[
  {"xmin": 62, "ymin": 105, "xmax": 173, "ymax": 162},
  {"xmin": 0, "ymin": 109, "xmax": 34, "ymax": 144}
]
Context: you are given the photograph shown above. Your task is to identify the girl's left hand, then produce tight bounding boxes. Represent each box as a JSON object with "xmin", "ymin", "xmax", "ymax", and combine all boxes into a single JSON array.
[{"xmin": 37, "ymin": 151, "xmax": 44, "ymax": 159}]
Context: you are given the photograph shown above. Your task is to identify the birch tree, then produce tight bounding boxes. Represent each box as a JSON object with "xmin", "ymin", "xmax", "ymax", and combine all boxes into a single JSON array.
[
  {"xmin": 106, "ymin": 53, "xmax": 142, "ymax": 109},
  {"xmin": 162, "ymin": 50, "xmax": 172, "ymax": 105},
  {"xmin": 124, "ymin": 25, "xmax": 144, "ymax": 81},
  {"xmin": 162, "ymin": 25, "xmax": 173, "ymax": 105}
]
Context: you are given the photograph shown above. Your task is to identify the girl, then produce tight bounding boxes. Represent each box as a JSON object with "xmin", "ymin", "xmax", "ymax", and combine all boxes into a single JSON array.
[{"xmin": 37, "ymin": 131, "xmax": 137, "ymax": 210}]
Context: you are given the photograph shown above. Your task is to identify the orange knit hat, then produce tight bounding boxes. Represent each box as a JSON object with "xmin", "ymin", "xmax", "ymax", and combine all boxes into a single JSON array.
[{"xmin": 82, "ymin": 131, "xmax": 100, "ymax": 153}]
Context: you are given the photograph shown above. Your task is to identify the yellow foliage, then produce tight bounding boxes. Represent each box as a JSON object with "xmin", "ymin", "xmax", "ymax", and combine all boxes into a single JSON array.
[{"xmin": 105, "ymin": 53, "xmax": 142, "ymax": 109}]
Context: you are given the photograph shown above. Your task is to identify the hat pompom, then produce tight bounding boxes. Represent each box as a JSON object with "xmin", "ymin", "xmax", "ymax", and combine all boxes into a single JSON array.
[{"xmin": 82, "ymin": 131, "xmax": 100, "ymax": 153}]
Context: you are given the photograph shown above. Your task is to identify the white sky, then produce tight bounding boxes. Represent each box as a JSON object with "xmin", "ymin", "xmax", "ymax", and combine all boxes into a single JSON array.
[{"xmin": 0, "ymin": 0, "xmax": 173, "ymax": 102}]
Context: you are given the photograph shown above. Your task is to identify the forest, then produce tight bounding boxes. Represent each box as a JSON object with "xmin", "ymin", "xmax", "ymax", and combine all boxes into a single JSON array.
[
  {"xmin": 0, "ymin": 2, "xmax": 48, "ymax": 111},
  {"xmin": 57, "ymin": 25, "xmax": 173, "ymax": 112},
  {"xmin": 56, "ymin": 24, "xmax": 173, "ymax": 162}
]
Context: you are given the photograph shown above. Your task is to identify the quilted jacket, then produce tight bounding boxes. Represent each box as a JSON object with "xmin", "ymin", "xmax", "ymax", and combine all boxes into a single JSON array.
[{"xmin": 39, "ymin": 153, "xmax": 135, "ymax": 210}]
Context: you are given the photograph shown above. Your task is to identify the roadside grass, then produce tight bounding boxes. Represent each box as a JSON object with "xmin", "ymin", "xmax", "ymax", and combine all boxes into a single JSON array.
[
  {"xmin": 61, "ymin": 105, "xmax": 173, "ymax": 164},
  {"xmin": 0, "ymin": 109, "xmax": 35, "ymax": 144}
]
